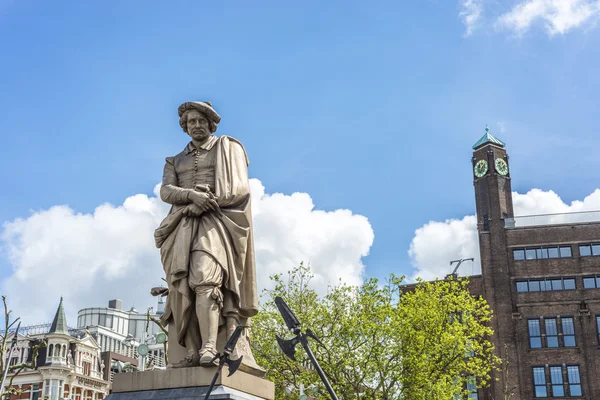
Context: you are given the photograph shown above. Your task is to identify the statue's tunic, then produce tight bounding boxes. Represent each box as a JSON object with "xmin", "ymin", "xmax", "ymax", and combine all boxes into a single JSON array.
[{"xmin": 154, "ymin": 135, "xmax": 258, "ymax": 348}]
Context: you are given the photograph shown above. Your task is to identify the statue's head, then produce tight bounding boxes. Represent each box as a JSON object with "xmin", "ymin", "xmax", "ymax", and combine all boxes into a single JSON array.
[{"xmin": 178, "ymin": 101, "xmax": 221, "ymax": 142}]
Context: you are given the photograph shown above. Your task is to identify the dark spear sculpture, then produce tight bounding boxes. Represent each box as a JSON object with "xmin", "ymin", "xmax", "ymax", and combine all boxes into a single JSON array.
[
  {"xmin": 275, "ymin": 296, "xmax": 339, "ymax": 400},
  {"xmin": 202, "ymin": 325, "xmax": 244, "ymax": 400}
]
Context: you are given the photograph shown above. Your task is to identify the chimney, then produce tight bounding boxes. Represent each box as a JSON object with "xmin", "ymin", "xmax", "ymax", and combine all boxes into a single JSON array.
[{"xmin": 108, "ymin": 299, "xmax": 122, "ymax": 310}]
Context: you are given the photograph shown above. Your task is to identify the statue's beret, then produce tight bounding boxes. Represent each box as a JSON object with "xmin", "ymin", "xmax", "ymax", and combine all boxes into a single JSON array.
[{"xmin": 177, "ymin": 101, "xmax": 221, "ymax": 124}]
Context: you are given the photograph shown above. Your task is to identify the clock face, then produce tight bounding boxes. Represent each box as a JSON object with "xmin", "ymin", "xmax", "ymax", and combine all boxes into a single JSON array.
[
  {"xmin": 474, "ymin": 159, "xmax": 488, "ymax": 178},
  {"xmin": 495, "ymin": 158, "xmax": 509, "ymax": 176}
]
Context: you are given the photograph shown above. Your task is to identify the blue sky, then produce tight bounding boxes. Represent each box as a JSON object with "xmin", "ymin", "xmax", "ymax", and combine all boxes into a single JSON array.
[{"xmin": 2, "ymin": 0, "xmax": 600, "ymax": 320}]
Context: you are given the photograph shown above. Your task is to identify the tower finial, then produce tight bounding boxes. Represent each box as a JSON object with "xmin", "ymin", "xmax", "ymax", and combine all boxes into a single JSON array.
[
  {"xmin": 473, "ymin": 125, "xmax": 505, "ymax": 149},
  {"xmin": 49, "ymin": 297, "xmax": 69, "ymax": 335}
]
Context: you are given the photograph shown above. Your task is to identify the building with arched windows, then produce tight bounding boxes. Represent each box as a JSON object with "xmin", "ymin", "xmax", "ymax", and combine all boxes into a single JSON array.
[{"xmin": 2, "ymin": 298, "xmax": 110, "ymax": 400}]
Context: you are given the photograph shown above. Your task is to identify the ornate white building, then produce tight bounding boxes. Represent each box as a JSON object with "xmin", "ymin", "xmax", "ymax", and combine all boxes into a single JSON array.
[{"xmin": 3, "ymin": 298, "xmax": 110, "ymax": 400}]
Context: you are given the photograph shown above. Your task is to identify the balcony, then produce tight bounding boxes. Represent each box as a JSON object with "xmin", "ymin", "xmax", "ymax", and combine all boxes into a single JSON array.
[
  {"xmin": 505, "ymin": 210, "xmax": 600, "ymax": 228},
  {"xmin": 111, "ymin": 346, "xmax": 166, "ymax": 369}
]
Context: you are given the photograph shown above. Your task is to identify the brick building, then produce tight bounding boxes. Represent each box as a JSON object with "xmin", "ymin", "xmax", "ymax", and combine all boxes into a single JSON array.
[
  {"xmin": 2, "ymin": 298, "xmax": 110, "ymax": 400},
  {"xmin": 470, "ymin": 128, "xmax": 600, "ymax": 399}
]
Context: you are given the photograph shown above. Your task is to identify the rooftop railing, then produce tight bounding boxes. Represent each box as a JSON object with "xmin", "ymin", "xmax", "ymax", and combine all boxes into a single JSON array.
[
  {"xmin": 0, "ymin": 322, "xmax": 83, "ymax": 336},
  {"xmin": 505, "ymin": 210, "xmax": 600, "ymax": 228}
]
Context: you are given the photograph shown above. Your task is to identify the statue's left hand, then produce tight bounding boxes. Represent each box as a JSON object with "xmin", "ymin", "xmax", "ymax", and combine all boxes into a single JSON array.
[{"xmin": 183, "ymin": 203, "xmax": 204, "ymax": 217}]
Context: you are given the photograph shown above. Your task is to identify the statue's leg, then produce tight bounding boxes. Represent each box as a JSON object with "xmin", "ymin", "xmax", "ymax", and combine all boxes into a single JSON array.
[
  {"xmin": 189, "ymin": 251, "xmax": 224, "ymax": 367},
  {"xmin": 169, "ymin": 282, "xmax": 201, "ymax": 369},
  {"xmin": 226, "ymin": 315, "xmax": 240, "ymax": 339}
]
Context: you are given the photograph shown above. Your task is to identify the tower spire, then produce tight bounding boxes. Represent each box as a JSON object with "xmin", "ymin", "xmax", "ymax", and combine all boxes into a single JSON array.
[
  {"xmin": 472, "ymin": 124, "xmax": 505, "ymax": 149},
  {"xmin": 49, "ymin": 297, "xmax": 69, "ymax": 335}
]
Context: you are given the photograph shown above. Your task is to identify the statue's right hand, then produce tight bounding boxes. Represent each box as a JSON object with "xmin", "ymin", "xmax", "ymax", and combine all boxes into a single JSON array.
[{"xmin": 188, "ymin": 190, "xmax": 219, "ymax": 213}]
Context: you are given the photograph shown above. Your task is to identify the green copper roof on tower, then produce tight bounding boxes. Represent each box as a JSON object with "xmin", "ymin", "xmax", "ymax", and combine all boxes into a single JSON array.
[
  {"xmin": 49, "ymin": 297, "xmax": 69, "ymax": 335},
  {"xmin": 472, "ymin": 125, "xmax": 505, "ymax": 149}
]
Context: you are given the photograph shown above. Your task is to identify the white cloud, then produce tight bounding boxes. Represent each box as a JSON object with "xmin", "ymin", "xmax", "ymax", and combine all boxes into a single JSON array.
[
  {"xmin": 408, "ymin": 188, "xmax": 600, "ymax": 280},
  {"xmin": 1, "ymin": 179, "xmax": 373, "ymax": 326},
  {"xmin": 460, "ymin": 0, "xmax": 484, "ymax": 36},
  {"xmin": 497, "ymin": 0, "xmax": 600, "ymax": 36},
  {"xmin": 408, "ymin": 215, "xmax": 479, "ymax": 281}
]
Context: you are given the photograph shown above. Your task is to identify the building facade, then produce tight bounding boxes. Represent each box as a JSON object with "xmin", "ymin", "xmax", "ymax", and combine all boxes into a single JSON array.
[
  {"xmin": 471, "ymin": 128, "xmax": 600, "ymax": 399},
  {"xmin": 76, "ymin": 299, "xmax": 167, "ymax": 382},
  {"xmin": 3, "ymin": 298, "xmax": 110, "ymax": 400}
]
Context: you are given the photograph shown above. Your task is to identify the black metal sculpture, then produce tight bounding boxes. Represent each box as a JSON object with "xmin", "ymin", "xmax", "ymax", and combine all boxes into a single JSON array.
[
  {"xmin": 203, "ymin": 325, "xmax": 244, "ymax": 400},
  {"xmin": 275, "ymin": 296, "xmax": 339, "ymax": 400}
]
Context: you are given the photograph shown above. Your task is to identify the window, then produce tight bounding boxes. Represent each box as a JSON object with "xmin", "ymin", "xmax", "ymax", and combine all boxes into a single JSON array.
[
  {"xmin": 563, "ymin": 278, "xmax": 576, "ymax": 290},
  {"xmin": 583, "ymin": 275, "xmax": 600, "ymax": 289},
  {"xmin": 30, "ymin": 383, "xmax": 39, "ymax": 400},
  {"xmin": 567, "ymin": 366, "xmax": 582, "ymax": 396},
  {"xmin": 597, "ymin": 316, "xmax": 600, "ymax": 345},
  {"xmin": 529, "ymin": 280, "xmax": 541, "ymax": 291},
  {"xmin": 549, "ymin": 366, "xmax": 564, "ymax": 396},
  {"xmin": 83, "ymin": 361, "xmax": 91, "ymax": 376},
  {"xmin": 560, "ymin": 246, "xmax": 572, "ymax": 257},
  {"xmin": 536, "ymin": 248, "xmax": 549, "ymax": 259},
  {"xmin": 466, "ymin": 376, "xmax": 478, "ymax": 399},
  {"xmin": 533, "ymin": 367, "xmax": 547, "ymax": 398},
  {"xmin": 10, "ymin": 356, "xmax": 18, "ymax": 366},
  {"xmin": 513, "ymin": 245, "xmax": 573, "ymax": 260},
  {"xmin": 514, "ymin": 249, "xmax": 525, "ymax": 260},
  {"xmin": 579, "ymin": 244, "xmax": 592, "ymax": 256},
  {"xmin": 562, "ymin": 317, "xmax": 576, "ymax": 347},
  {"xmin": 548, "ymin": 247, "xmax": 559, "ymax": 258},
  {"xmin": 579, "ymin": 242, "xmax": 600, "ymax": 257},
  {"xmin": 545, "ymin": 318, "xmax": 559, "ymax": 348},
  {"xmin": 528, "ymin": 317, "xmax": 576, "ymax": 348},
  {"xmin": 516, "ymin": 278, "xmax": 576, "ymax": 292},
  {"xmin": 528, "ymin": 319, "xmax": 542, "ymax": 348},
  {"xmin": 535, "ymin": 365, "xmax": 583, "ymax": 398},
  {"xmin": 551, "ymin": 279, "xmax": 562, "ymax": 290},
  {"xmin": 44, "ymin": 379, "xmax": 59, "ymax": 400}
]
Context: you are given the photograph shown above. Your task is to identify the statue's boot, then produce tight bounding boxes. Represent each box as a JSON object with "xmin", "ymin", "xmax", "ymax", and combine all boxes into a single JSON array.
[
  {"xmin": 169, "ymin": 335, "xmax": 200, "ymax": 369},
  {"xmin": 195, "ymin": 286, "xmax": 220, "ymax": 367},
  {"xmin": 169, "ymin": 353, "xmax": 200, "ymax": 369}
]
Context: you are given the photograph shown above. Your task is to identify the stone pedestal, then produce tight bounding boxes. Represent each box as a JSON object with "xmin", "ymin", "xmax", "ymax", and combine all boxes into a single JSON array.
[{"xmin": 106, "ymin": 366, "xmax": 274, "ymax": 400}]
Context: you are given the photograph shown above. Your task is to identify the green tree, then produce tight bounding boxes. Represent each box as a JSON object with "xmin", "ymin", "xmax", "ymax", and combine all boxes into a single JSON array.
[{"xmin": 251, "ymin": 264, "xmax": 499, "ymax": 399}]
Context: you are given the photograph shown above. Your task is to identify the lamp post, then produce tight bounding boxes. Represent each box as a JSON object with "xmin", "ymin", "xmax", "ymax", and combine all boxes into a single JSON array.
[{"xmin": 123, "ymin": 332, "xmax": 167, "ymax": 371}]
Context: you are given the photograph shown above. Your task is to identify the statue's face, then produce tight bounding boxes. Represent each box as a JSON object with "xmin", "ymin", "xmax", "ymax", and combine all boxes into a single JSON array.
[{"xmin": 186, "ymin": 110, "xmax": 211, "ymax": 142}]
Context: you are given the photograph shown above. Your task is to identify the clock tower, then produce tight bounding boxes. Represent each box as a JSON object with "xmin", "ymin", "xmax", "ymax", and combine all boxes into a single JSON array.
[
  {"xmin": 472, "ymin": 126, "xmax": 521, "ymax": 399},
  {"xmin": 472, "ymin": 125, "xmax": 514, "ymax": 232}
]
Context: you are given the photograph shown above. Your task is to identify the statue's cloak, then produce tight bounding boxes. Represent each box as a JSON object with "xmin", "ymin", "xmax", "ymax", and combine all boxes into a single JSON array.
[{"xmin": 154, "ymin": 136, "xmax": 258, "ymax": 347}]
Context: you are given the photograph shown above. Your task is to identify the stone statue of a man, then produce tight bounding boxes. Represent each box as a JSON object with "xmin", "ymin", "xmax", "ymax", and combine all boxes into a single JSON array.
[{"xmin": 154, "ymin": 101, "xmax": 258, "ymax": 368}]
